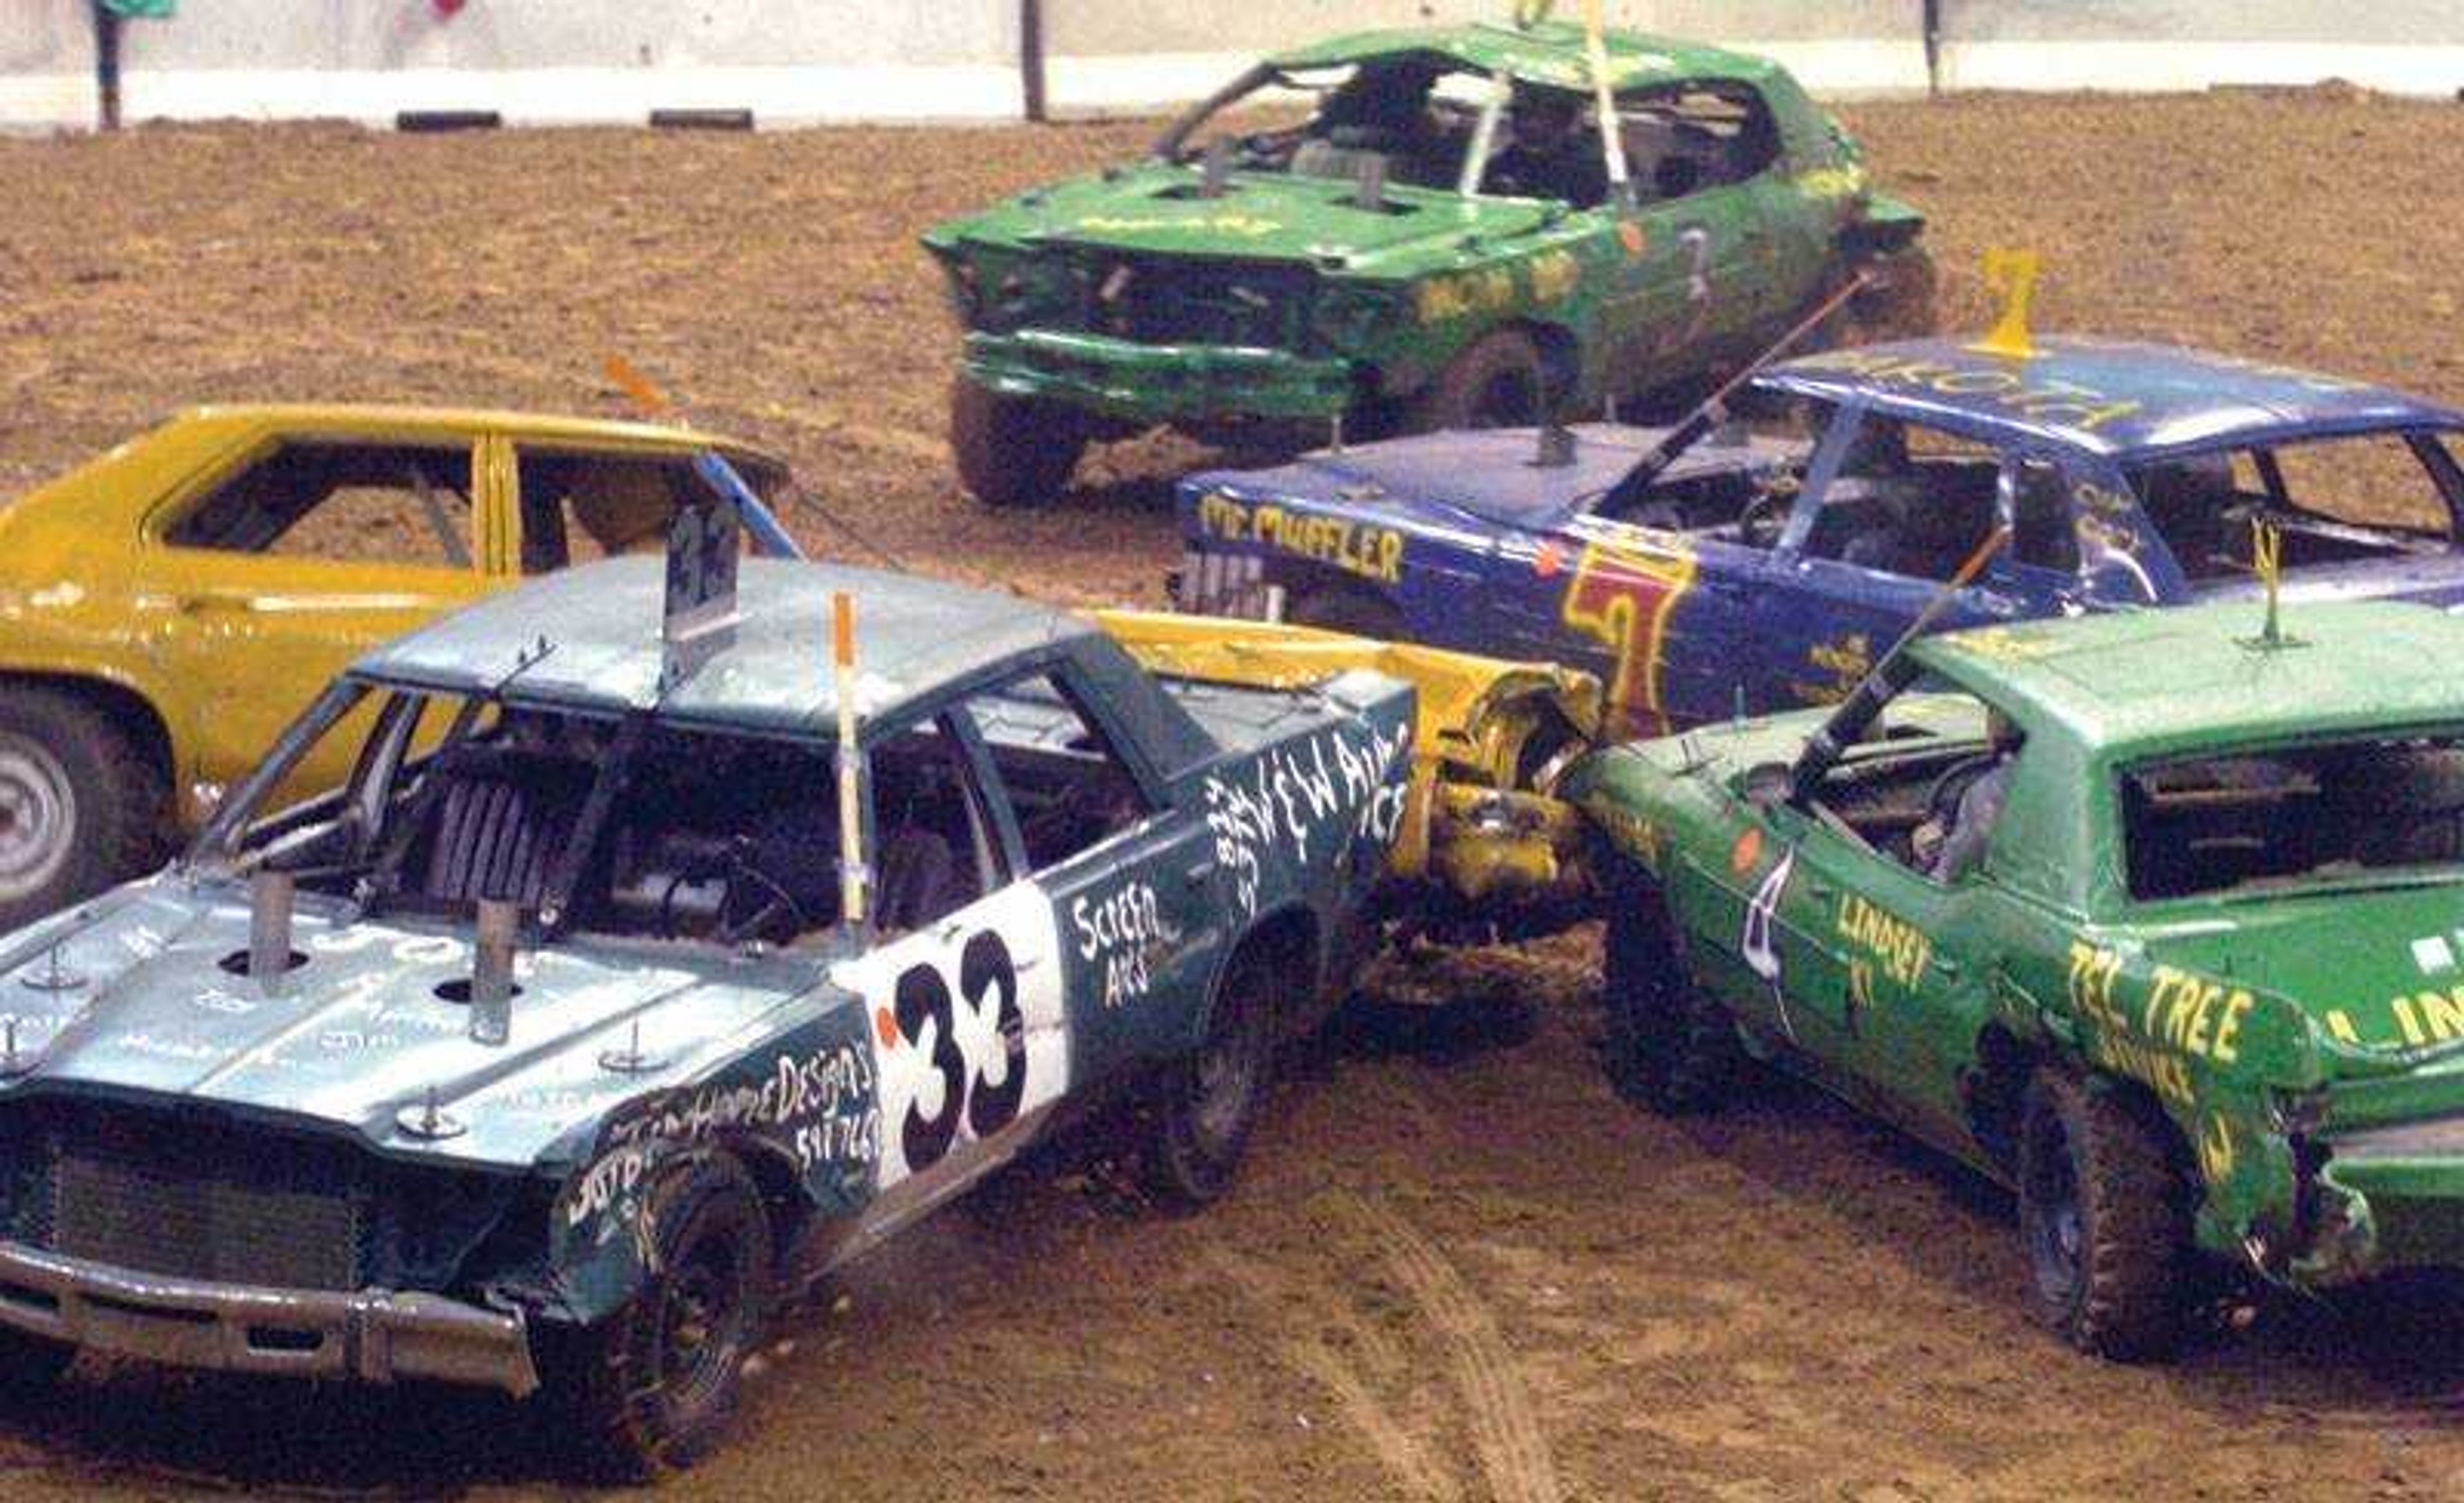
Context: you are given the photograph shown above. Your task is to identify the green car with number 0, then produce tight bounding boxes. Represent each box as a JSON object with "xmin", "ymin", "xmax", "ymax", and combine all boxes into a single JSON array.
[
  {"xmin": 1569, "ymin": 598, "xmax": 2464, "ymax": 1357},
  {"xmin": 921, "ymin": 17, "xmax": 1929, "ymax": 506}
]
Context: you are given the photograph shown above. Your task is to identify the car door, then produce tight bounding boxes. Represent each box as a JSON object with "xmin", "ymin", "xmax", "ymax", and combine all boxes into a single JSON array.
[
  {"xmin": 137, "ymin": 431, "xmax": 496, "ymax": 803},
  {"xmin": 1552, "ymin": 511, "xmax": 1767, "ymax": 735},
  {"xmin": 1743, "ymin": 413, "xmax": 2061, "ymax": 713},
  {"xmin": 846, "ymin": 710, "xmax": 1072, "ymax": 1215},
  {"xmin": 956, "ymin": 665, "xmax": 1220, "ymax": 1093},
  {"xmin": 1781, "ymin": 821, "xmax": 1997, "ymax": 1147}
]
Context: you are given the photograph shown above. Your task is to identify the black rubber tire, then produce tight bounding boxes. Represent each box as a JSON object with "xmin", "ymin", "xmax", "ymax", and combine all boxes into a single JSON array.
[
  {"xmin": 538, "ymin": 1153, "xmax": 775, "ymax": 1479},
  {"xmin": 0, "ymin": 1328, "xmax": 73, "ymax": 1397},
  {"xmin": 1145, "ymin": 947, "xmax": 1278, "ymax": 1208},
  {"xmin": 1408, "ymin": 329, "xmax": 1548, "ymax": 432},
  {"xmin": 1600, "ymin": 882, "xmax": 1740, "ymax": 1115},
  {"xmin": 2016, "ymin": 1069, "xmax": 2193, "ymax": 1362},
  {"xmin": 1285, "ymin": 584, "xmax": 1407, "ymax": 641},
  {"xmin": 0, "ymin": 687, "xmax": 167, "ymax": 932},
  {"xmin": 950, "ymin": 376, "xmax": 1089, "ymax": 508}
]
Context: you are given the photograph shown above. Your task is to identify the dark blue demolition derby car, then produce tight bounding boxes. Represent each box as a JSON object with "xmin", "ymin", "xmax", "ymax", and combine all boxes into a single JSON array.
[
  {"xmin": 0, "ymin": 522, "xmax": 1416, "ymax": 1473},
  {"xmin": 1175, "ymin": 335, "xmax": 2464, "ymax": 735}
]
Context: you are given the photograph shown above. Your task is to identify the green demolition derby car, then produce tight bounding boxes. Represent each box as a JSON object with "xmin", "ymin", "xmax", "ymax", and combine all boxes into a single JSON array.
[
  {"xmin": 1568, "ymin": 598, "xmax": 2464, "ymax": 1357},
  {"xmin": 922, "ymin": 19, "xmax": 1929, "ymax": 506}
]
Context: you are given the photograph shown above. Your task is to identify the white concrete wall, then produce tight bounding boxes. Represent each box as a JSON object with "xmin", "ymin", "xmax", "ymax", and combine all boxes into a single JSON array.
[
  {"xmin": 1, "ymin": 1, "xmax": 97, "ymax": 130},
  {"xmin": 5, "ymin": 1, "xmax": 2464, "ymax": 133},
  {"xmin": 3, "ymin": 0, "xmax": 1020, "ymax": 130}
]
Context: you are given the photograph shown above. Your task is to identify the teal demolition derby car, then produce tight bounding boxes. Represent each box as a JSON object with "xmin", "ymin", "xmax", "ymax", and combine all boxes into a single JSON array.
[{"xmin": 0, "ymin": 512, "xmax": 1413, "ymax": 1473}]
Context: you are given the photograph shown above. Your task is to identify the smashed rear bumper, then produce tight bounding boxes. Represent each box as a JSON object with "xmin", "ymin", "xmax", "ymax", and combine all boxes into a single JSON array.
[
  {"xmin": 964, "ymin": 329, "xmax": 1354, "ymax": 422},
  {"xmin": 0, "ymin": 1240, "xmax": 538, "ymax": 1395},
  {"xmin": 2293, "ymin": 1115, "xmax": 2464, "ymax": 1285}
]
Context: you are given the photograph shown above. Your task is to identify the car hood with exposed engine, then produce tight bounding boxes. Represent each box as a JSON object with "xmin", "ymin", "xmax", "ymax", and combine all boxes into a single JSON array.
[
  {"xmin": 926, "ymin": 163, "xmax": 1564, "ymax": 279},
  {"xmin": 0, "ymin": 878, "xmax": 834, "ymax": 1173}
]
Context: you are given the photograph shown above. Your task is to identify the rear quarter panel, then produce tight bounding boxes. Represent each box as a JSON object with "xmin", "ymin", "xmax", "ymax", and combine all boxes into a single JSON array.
[{"xmin": 1179, "ymin": 671, "xmax": 1415, "ymax": 1020}]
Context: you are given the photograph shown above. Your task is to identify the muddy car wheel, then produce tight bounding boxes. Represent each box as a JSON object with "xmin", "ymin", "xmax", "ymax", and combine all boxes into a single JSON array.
[
  {"xmin": 2017, "ymin": 1069, "xmax": 2191, "ymax": 1362},
  {"xmin": 951, "ymin": 376, "xmax": 1088, "ymax": 508},
  {"xmin": 0, "ymin": 1329, "xmax": 73, "ymax": 1396},
  {"xmin": 1411, "ymin": 330, "xmax": 1547, "ymax": 432},
  {"xmin": 1602, "ymin": 883, "xmax": 1739, "ymax": 1114},
  {"xmin": 543, "ymin": 1153, "xmax": 776, "ymax": 1479},
  {"xmin": 1146, "ymin": 950, "xmax": 1277, "ymax": 1208},
  {"xmin": 0, "ymin": 688, "xmax": 166, "ymax": 932},
  {"xmin": 1286, "ymin": 584, "xmax": 1406, "ymax": 641}
]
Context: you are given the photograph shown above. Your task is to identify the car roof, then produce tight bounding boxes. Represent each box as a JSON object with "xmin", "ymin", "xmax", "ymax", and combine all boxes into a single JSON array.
[
  {"xmin": 1265, "ymin": 21, "xmax": 1780, "ymax": 93},
  {"xmin": 1916, "ymin": 599, "xmax": 2464, "ymax": 760},
  {"xmin": 167, "ymin": 403, "xmax": 783, "ymax": 468},
  {"xmin": 1190, "ymin": 423, "xmax": 1801, "ymax": 530},
  {"xmin": 352, "ymin": 557, "xmax": 1095, "ymax": 737},
  {"xmin": 1758, "ymin": 337, "xmax": 2464, "ymax": 463}
]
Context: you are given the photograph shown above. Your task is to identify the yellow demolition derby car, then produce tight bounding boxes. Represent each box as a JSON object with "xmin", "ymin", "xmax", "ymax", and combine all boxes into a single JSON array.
[
  {"xmin": 0, "ymin": 404, "xmax": 792, "ymax": 925},
  {"xmin": 0, "ymin": 406, "xmax": 1600, "ymax": 932}
]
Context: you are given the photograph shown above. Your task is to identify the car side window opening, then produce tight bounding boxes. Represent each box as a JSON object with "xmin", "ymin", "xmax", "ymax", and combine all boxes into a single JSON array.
[
  {"xmin": 1617, "ymin": 82, "xmax": 1781, "ymax": 203},
  {"xmin": 2125, "ymin": 432, "xmax": 2463, "ymax": 585},
  {"xmin": 165, "ymin": 441, "xmax": 475, "ymax": 569},
  {"xmin": 516, "ymin": 451, "xmax": 723, "ymax": 575},
  {"xmin": 2005, "ymin": 456, "xmax": 2082, "ymax": 577},
  {"xmin": 1169, "ymin": 60, "xmax": 1492, "ymax": 196},
  {"xmin": 1795, "ymin": 687, "xmax": 2019, "ymax": 884},
  {"xmin": 960, "ymin": 671, "xmax": 1157, "ymax": 871},
  {"xmin": 1802, "ymin": 418, "xmax": 2002, "ymax": 582},
  {"xmin": 218, "ymin": 691, "xmax": 1000, "ymax": 949},
  {"xmin": 1592, "ymin": 390, "xmax": 1827, "ymax": 540},
  {"xmin": 2123, "ymin": 731, "xmax": 2464, "ymax": 901}
]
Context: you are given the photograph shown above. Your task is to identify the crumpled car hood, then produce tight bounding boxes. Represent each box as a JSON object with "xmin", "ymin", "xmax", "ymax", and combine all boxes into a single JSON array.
[
  {"xmin": 964, "ymin": 165, "xmax": 1560, "ymax": 273},
  {"xmin": 0, "ymin": 878, "xmax": 823, "ymax": 1170}
]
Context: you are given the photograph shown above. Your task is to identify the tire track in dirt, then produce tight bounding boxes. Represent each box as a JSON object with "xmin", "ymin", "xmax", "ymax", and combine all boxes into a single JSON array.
[
  {"xmin": 1328, "ymin": 1189, "xmax": 1564, "ymax": 1503},
  {"xmin": 1201, "ymin": 1246, "xmax": 1466, "ymax": 1502}
]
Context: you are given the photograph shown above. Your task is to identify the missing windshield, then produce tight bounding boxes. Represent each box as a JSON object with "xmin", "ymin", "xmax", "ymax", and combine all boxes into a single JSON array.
[{"xmin": 2123, "ymin": 732, "xmax": 2464, "ymax": 900}]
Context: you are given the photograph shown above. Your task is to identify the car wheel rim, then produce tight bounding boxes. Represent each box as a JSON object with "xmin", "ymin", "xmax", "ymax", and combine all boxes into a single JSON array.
[
  {"xmin": 2024, "ymin": 1115, "xmax": 2084, "ymax": 1307},
  {"xmin": 1190, "ymin": 991, "xmax": 1264, "ymax": 1152},
  {"xmin": 0, "ymin": 734, "xmax": 77, "ymax": 904},
  {"xmin": 657, "ymin": 1233, "xmax": 749, "ymax": 1414}
]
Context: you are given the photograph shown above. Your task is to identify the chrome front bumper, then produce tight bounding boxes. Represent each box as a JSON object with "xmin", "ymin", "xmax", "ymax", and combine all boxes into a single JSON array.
[{"xmin": 0, "ymin": 1240, "xmax": 538, "ymax": 1395}]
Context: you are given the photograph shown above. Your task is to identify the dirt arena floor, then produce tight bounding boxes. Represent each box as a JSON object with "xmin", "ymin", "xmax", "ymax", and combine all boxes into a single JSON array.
[{"xmin": 8, "ymin": 89, "xmax": 2464, "ymax": 1500}]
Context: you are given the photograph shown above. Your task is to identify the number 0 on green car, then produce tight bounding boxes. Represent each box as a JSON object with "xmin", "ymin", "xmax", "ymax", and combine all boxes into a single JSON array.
[{"xmin": 1568, "ymin": 597, "xmax": 2464, "ymax": 1357}]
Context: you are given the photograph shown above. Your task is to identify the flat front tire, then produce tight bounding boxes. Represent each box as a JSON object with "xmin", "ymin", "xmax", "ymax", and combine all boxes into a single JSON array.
[
  {"xmin": 2017, "ymin": 1069, "xmax": 2192, "ymax": 1362},
  {"xmin": 950, "ymin": 377, "xmax": 1088, "ymax": 508},
  {"xmin": 540, "ymin": 1153, "xmax": 776, "ymax": 1479}
]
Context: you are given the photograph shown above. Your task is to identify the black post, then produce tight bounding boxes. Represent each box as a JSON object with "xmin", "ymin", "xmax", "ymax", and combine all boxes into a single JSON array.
[
  {"xmin": 1921, "ymin": 0, "xmax": 1942, "ymax": 97},
  {"xmin": 92, "ymin": 2, "xmax": 123, "ymax": 131},
  {"xmin": 1020, "ymin": 0, "xmax": 1048, "ymax": 123}
]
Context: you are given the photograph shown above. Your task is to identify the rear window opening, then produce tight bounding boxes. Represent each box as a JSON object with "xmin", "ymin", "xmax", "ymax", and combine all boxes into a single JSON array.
[
  {"xmin": 2123, "ymin": 732, "xmax": 2464, "ymax": 900},
  {"xmin": 2128, "ymin": 431, "xmax": 2464, "ymax": 585}
]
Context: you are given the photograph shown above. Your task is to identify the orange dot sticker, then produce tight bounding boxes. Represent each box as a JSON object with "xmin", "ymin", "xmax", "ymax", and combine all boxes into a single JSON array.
[
  {"xmin": 1618, "ymin": 221, "xmax": 1648, "ymax": 257},
  {"xmin": 1534, "ymin": 540, "xmax": 1564, "ymax": 579},
  {"xmin": 874, "ymin": 1006, "xmax": 900, "ymax": 1047},
  {"xmin": 1729, "ymin": 826, "xmax": 1763, "ymax": 877}
]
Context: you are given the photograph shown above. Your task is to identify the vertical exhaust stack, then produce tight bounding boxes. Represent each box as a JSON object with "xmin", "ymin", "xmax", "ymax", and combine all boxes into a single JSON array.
[
  {"xmin": 250, "ymin": 869, "xmax": 295, "ymax": 986},
  {"xmin": 469, "ymin": 898, "xmax": 517, "ymax": 1046},
  {"xmin": 834, "ymin": 592, "xmax": 871, "ymax": 931}
]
